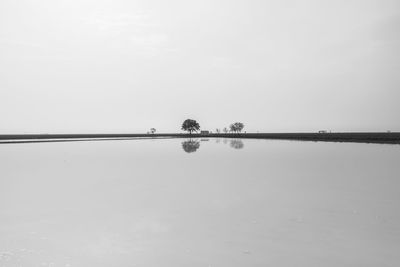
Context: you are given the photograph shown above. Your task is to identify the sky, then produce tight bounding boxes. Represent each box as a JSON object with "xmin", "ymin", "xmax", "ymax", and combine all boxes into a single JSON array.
[{"xmin": 0, "ymin": 0, "xmax": 399, "ymax": 133}]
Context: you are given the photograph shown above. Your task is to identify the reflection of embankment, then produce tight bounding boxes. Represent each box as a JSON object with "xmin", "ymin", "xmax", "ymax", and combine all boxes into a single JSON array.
[{"xmin": 181, "ymin": 139, "xmax": 200, "ymax": 153}]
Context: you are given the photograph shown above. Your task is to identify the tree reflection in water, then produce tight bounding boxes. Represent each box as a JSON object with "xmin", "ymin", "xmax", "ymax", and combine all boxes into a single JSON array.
[
  {"xmin": 181, "ymin": 139, "xmax": 200, "ymax": 153},
  {"xmin": 230, "ymin": 139, "xmax": 244, "ymax": 149}
]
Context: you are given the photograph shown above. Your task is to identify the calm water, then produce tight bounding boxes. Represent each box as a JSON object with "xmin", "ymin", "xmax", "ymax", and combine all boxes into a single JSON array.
[{"xmin": 1, "ymin": 138, "xmax": 399, "ymax": 267}]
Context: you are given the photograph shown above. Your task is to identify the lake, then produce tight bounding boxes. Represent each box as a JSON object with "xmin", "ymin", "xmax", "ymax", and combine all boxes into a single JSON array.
[{"xmin": 1, "ymin": 138, "xmax": 399, "ymax": 266}]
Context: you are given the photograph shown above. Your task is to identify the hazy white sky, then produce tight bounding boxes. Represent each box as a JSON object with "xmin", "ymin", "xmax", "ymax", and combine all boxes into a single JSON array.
[{"xmin": 1, "ymin": 0, "xmax": 399, "ymax": 133}]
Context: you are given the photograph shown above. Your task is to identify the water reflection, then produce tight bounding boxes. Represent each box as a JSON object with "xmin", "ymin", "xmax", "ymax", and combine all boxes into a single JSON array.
[
  {"xmin": 213, "ymin": 138, "xmax": 245, "ymax": 149},
  {"xmin": 1, "ymin": 138, "xmax": 400, "ymax": 266},
  {"xmin": 181, "ymin": 139, "xmax": 200, "ymax": 153},
  {"xmin": 230, "ymin": 139, "xmax": 244, "ymax": 149}
]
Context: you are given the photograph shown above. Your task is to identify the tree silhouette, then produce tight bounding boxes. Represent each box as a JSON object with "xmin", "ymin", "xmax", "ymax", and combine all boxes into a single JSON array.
[
  {"xmin": 229, "ymin": 122, "xmax": 245, "ymax": 133},
  {"xmin": 181, "ymin": 119, "xmax": 200, "ymax": 134},
  {"xmin": 150, "ymin": 128, "xmax": 156, "ymax": 134}
]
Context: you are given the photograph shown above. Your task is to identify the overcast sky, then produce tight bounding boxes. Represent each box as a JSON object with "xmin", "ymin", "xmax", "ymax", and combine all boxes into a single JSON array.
[{"xmin": 1, "ymin": 0, "xmax": 399, "ymax": 133}]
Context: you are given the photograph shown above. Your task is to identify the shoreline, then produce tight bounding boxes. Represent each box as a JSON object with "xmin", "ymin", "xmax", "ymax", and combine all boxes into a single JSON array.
[{"xmin": 1, "ymin": 132, "xmax": 400, "ymax": 144}]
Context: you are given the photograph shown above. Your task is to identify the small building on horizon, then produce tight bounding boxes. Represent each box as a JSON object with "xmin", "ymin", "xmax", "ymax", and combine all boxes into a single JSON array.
[{"xmin": 201, "ymin": 130, "xmax": 210, "ymax": 134}]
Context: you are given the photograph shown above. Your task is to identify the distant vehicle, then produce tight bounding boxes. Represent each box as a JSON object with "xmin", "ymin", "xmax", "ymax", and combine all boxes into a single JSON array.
[
  {"xmin": 318, "ymin": 130, "xmax": 328, "ymax": 133},
  {"xmin": 200, "ymin": 130, "xmax": 210, "ymax": 134}
]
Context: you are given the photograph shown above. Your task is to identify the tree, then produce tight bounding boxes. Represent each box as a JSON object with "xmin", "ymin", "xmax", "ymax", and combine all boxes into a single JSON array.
[
  {"xmin": 150, "ymin": 128, "xmax": 156, "ymax": 134},
  {"xmin": 216, "ymin": 128, "xmax": 220, "ymax": 134},
  {"xmin": 181, "ymin": 119, "xmax": 200, "ymax": 134},
  {"xmin": 223, "ymin": 127, "xmax": 228, "ymax": 133},
  {"xmin": 229, "ymin": 122, "xmax": 245, "ymax": 133}
]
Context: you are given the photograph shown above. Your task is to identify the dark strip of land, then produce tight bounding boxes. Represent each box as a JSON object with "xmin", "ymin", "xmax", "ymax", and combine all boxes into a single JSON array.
[
  {"xmin": 0, "ymin": 137, "xmax": 147, "ymax": 144},
  {"xmin": 1, "ymin": 133, "xmax": 399, "ymax": 144}
]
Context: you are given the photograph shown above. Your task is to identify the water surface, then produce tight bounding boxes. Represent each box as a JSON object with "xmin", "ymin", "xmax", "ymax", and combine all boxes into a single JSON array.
[{"xmin": 1, "ymin": 138, "xmax": 399, "ymax": 266}]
